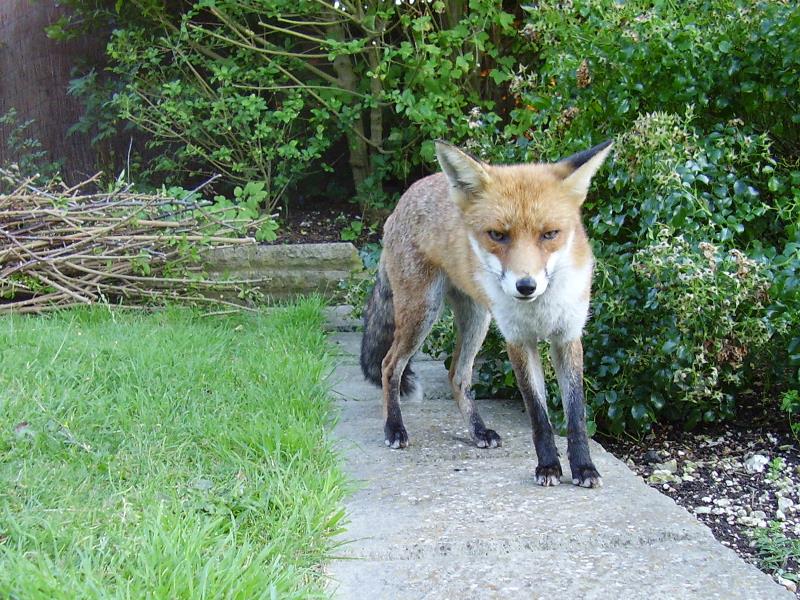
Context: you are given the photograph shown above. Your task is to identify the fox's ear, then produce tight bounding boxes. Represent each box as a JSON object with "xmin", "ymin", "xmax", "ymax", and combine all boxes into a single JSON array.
[
  {"xmin": 559, "ymin": 140, "xmax": 613, "ymax": 203},
  {"xmin": 435, "ymin": 140, "xmax": 490, "ymax": 196}
]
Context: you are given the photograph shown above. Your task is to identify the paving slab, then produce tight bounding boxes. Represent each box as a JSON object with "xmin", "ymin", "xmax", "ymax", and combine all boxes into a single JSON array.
[
  {"xmin": 326, "ymin": 324, "xmax": 790, "ymax": 600},
  {"xmin": 323, "ymin": 305, "xmax": 360, "ymax": 332}
]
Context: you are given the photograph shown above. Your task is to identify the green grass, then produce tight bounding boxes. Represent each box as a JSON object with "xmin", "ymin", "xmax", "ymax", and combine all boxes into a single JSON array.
[{"xmin": 0, "ymin": 300, "xmax": 345, "ymax": 599}]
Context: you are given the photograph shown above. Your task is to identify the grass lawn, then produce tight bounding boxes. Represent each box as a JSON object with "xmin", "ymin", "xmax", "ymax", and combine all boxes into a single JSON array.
[{"xmin": 0, "ymin": 299, "xmax": 345, "ymax": 599}]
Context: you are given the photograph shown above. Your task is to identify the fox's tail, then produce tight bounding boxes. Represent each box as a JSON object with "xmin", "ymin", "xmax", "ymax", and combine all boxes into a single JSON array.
[{"xmin": 360, "ymin": 264, "xmax": 418, "ymax": 396}]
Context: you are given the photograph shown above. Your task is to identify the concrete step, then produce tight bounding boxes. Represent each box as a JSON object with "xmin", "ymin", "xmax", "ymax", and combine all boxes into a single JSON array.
[{"xmin": 325, "ymin": 318, "xmax": 790, "ymax": 600}]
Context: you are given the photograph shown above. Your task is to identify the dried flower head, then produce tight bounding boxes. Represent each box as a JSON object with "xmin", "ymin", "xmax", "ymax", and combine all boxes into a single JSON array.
[
  {"xmin": 560, "ymin": 106, "xmax": 580, "ymax": 128},
  {"xmin": 699, "ymin": 241, "xmax": 717, "ymax": 271},
  {"xmin": 576, "ymin": 59, "xmax": 591, "ymax": 88},
  {"xmin": 520, "ymin": 23, "xmax": 540, "ymax": 44}
]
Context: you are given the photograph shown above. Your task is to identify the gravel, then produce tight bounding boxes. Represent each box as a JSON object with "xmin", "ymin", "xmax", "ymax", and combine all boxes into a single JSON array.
[
  {"xmin": 271, "ymin": 201, "xmax": 379, "ymax": 245},
  {"xmin": 603, "ymin": 425, "xmax": 800, "ymax": 596}
]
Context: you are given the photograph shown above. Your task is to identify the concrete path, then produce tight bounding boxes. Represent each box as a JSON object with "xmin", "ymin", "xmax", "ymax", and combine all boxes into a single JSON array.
[{"xmin": 323, "ymin": 308, "xmax": 790, "ymax": 600}]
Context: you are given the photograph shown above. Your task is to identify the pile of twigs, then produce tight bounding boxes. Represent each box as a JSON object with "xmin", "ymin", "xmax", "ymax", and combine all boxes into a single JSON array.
[{"xmin": 0, "ymin": 170, "xmax": 264, "ymax": 314}]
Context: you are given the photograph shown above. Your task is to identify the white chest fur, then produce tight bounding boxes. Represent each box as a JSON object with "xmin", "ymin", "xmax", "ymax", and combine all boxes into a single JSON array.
[
  {"xmin": 483, "ymin": 265, "xmax": 591, "ymax": 343},
  {"xmin": 469, "ymin": 236, "xmax": 592, "ymax": 344}
]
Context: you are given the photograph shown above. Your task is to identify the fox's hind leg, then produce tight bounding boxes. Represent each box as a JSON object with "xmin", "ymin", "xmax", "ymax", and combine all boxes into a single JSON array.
[
  {"xmin": 380, "ymin": 268, "xmax": 444, "ymax": 449},
  {"xmin": 447, "ymin": 286, "xmax": 500, "ymax": 448}
]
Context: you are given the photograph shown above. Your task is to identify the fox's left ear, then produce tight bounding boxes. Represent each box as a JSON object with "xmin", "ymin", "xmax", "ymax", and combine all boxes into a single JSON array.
[{"xmin": 558, "ymin": 140, "xmax": 613, "ymax": 203}]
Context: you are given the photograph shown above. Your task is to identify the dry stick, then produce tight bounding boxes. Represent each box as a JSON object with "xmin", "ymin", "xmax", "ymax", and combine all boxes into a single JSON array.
[
  {"xmin": 61, "ymin": 172, "xmax": 102, "ymax": 195},
  {"xmin": 49, "ymin": 266, "xmax": 101, "ymax": 301},
  {"xmin": 0, "ymin": 227, "xmax": 55, "ymax": 278},
  {"xmin": 0, "ymin": 291, "xmax": 70, "ymax": 309},
  {"xmin": 200, "ymin": 309, "xmax": 242, "ymax": 317},
  {"xmin": 32, "ymin": 272, "xmax": 93, "ymax": 305},
  {"xmin": 0, "ymin": 241, "xmax": 50, "ymax": 264},
  {"xmin": 0, "ymin": 302, "xmax": 90, "ymax": 315},
  {"xmin": 9, "ymin": 175, "xmax": 41, "ymax": 197},
  {"xmin": 2, "ymin": 212, "xmax": 170, "ymax": 271},
  {"xmin": 2, "ymin": 172, "xmax": 60, "ymax": 201},
  {"xmin": 38, "ymin": 232, "xmax": 253, "ymax": 243},
  {"xmin": 85, "ymin": 280, "xmax": 257, "ymax": 312}
]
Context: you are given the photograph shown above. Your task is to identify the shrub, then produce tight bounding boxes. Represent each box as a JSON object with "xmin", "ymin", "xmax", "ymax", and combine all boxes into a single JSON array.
[
  {"xmin": 421, "ymin": 104, "xmax": 796, "ymax": 433},
  {"xmin": 0, "ymin": 109, "xmax": 61, "ymax": 184},
  {"xmin": 783, "ymin": 390, "xmax": 800, "ymax": 441},
  {"xmin": 105, "ymin": 19, "xmax": 336, "ymax": 211},
  {"xmin": 510, "ymin": 0, "xmax": 800, "ymax": 157},
  {"xmin": 596, "ymin": 111, "xmax": 784, "ymax": 246},
  {"xmin": 56, "ymin": 1, "xmax": 800, "ymax": 200},
  {"xmin": 588, "ymin": 231, "xmax": 773, "ymax": 434},
  {"xmin": 416, "ymin": 0, "xmax": 800, "ymax": 436},
  {"xmin": 53, "ymin": 1, "xmax": 532, "ymax": 211}
]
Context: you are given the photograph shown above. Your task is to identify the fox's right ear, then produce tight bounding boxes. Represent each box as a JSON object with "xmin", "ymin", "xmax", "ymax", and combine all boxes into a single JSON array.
[{"xmin": 435, "ymin": 140, "xmax": 490, "ymax": 196}]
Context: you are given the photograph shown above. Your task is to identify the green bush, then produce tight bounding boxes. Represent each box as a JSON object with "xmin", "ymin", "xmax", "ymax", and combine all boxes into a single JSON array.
[
  {"xmin": 418, "ymin": 107, "xmax": 797, "ymax": 435},
  {"xmin": 589, "ymin": 231, "xmax": 773, "ymax": 433},
  {"xmin": 0, "ymin": 109, "xmax": 61, "ymax": 185},
  {"xmin": 105, "ymin": 18, "xmax": 336, "ymax": 210},
  {"xmin": 595, "ymin": 111, "xmax": 788, "ymax": 247},
  {"xmin": 509, "ymin": 0, "xmax": 800, "ymax": 157},
  {"xmin": 53, "ymin": 1, "xmax": 541, "ymax": 211}
]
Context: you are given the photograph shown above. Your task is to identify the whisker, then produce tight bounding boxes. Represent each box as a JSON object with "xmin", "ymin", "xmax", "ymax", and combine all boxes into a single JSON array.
[{"xmin": 474, "ymin": 263, "xmax": 501, "ymax": 278}]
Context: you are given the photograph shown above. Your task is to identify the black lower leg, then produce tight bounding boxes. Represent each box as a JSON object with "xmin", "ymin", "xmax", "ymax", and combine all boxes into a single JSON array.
[
  {"xmin": 554, "ymin": 341, "xmax": 601, "ymax": 487},
  {"xmin": 508, "ymin": 344, "xmax": 561, "ymax": 480},
  {"xmin": 466, "ymin": 393, "xmax": 501, "ymax": 448},
  {"xmin": 564, "ymin": 381, "xmax": 599, "ymax": 483},
  {"xmin": 524, "ymin": 390, "xmax": 561, "ymax": 479},
  {"xmin": 384, "ymin": 373, "xmax": 408, "ymax": 449}
]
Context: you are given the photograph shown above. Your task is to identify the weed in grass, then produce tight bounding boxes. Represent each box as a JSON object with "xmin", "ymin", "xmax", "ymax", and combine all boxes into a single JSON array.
[
  {"xmin": 750, "ymin": 521, "xmax": 800, "ymax": 582},
  {"xmin": 0, "ymin": 300, "xmax": 345, "ymax": 599},
  {"xmin": 768, "ymin": 458, "xmax": 788, "ymax": 482}
]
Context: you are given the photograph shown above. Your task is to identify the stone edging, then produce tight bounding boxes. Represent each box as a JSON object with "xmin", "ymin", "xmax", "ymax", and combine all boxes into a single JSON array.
[{"xmin": 202, "ymin": 242, "xmax": 363, "ymax": 302}]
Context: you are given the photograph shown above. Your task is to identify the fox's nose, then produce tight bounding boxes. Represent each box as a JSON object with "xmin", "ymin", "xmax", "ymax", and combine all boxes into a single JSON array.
[{"xmin": 516, "ymin": 277, "xmax": 537, "ymax": 296}]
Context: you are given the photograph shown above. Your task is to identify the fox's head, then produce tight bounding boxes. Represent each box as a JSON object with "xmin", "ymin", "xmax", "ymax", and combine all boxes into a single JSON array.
[{"xmin": 435, "ymin": 140, "xmax": 612, "ymax": 302}]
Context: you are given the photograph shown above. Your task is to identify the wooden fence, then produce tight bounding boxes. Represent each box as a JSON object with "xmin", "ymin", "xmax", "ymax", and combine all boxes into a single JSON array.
[{"xmin": 0, "ymin": 2, "xmax": 106, "ymax": 182}]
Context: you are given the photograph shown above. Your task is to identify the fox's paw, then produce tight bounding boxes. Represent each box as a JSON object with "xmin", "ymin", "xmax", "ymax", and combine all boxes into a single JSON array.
[
  {"xmin": 384, "ymin": 422, "xmax": 409, "ymax": 449},
  {"xmin": 571, "ymin": 465, "xmax": 602, "ymax": 488},
  {"xmin": 473, "ymin": 426, "xmax": 501, "ymax": 449},
  {"xmin": 534, "ymin": 463, "xmax": 563, "ymax": 486}
]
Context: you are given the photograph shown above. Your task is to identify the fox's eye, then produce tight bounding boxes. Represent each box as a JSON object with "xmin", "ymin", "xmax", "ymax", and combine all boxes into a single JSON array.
[
  {"xmin": 542, "ymin": 230, "xmax": 560, "ymax": 240},
  {"xmin": 487, "ymin": 230, "xmax": 509, "ymax": 243}
]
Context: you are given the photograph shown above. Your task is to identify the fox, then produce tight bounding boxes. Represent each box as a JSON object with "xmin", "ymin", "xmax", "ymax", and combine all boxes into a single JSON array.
[{"xmin": 360, "ymin": 139, "xmax": 613, "ymax": 488}]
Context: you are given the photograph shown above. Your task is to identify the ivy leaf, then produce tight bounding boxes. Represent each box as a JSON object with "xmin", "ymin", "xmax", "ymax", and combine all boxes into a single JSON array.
[
  {"xmin": 490, "ymin": 70, "xmax": 511, "ymax": 85},
  {"xmin": 631, "ymin": 404, "xmax": 648, "ymax": 421}
]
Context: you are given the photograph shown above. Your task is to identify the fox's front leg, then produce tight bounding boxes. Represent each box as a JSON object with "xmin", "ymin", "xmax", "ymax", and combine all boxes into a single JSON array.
[
  {"xmin": 551, "ymin": 338, "xmax": 601, "ymax": 488},
  {"xmin": 507, "ymin": 342, "xmax": 562, "ymax": 486},
  {"xmin": 448, "ymin": 287, "xmax": 500, "ymax": 448}
]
